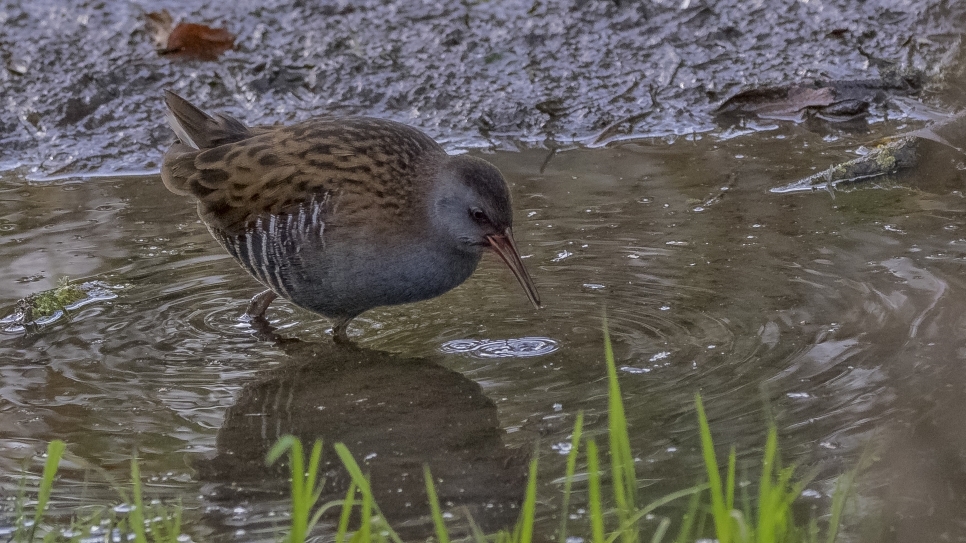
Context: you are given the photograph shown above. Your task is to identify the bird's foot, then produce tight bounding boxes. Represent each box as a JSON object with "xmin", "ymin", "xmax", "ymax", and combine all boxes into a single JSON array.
[
  {"xmin": 332, "ymin": 318, "xmax": 354, "ymax": 346},
  {"xmin": 245, "ymin": 314, "xmax": 281, "ymax": 342},
  {"xmin": 242, "ymin": 290, "xmax": 278, "ymax": 321}
]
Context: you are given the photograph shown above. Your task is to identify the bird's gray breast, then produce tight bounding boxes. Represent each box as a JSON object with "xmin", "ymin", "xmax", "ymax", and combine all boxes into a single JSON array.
[
  {"xmin": 293, "ymin": 233, "xmax": 483, "ymax": 318},
  {"xmin": 210, "ymin": 194, "xmax": 482, "ymax": 318}
]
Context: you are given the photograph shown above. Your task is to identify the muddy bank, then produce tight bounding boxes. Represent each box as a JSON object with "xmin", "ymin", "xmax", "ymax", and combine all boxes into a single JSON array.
[{"xmin": 1, "ymin": 0, "xmax": 965, "ymax": 174}]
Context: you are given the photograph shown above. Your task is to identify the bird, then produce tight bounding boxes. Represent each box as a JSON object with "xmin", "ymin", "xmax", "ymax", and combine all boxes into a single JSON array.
[{"xmin": 160, "ymin": 91, "xmax": 540, "ymax": 342}]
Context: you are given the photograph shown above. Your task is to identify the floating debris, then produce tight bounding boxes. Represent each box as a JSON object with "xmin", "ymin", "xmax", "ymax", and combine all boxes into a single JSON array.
[
  {"xmin": 772, "ymin": 110, "xmax": 966, "ymax": 194},
  {"xmin": 771, "ymin": 136, "xmax": 919, "ymax": 194},
  {"xmin": 2, "ymin": 278, "xmax": 118, "ymax": 333}
]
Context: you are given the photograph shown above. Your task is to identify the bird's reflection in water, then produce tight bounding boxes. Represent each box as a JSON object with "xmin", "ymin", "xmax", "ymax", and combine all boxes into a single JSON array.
[{"xmin": 195, "ymin": 322, "xmax": 527, "ymax": 540}]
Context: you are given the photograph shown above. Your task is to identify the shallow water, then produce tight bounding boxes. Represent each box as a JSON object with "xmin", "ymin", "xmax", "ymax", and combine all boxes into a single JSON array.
[{"xmin": 2, "ymin": 122, "xmax": 966, "ymax": 540}]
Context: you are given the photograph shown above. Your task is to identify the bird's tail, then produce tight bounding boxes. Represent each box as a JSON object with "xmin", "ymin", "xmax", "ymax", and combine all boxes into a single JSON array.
[{"xmin": 163, "ymin": 90, "xmax": 251, "ymax": 150}]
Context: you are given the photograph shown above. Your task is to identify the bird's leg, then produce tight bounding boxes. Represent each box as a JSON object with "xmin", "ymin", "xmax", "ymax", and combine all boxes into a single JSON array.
[
  {"xmin": 332, "ymin": 317, "xmax": 354, "ymax": 345},
  {"xmin": 244, "ymin": 289, "xmax": 278, "ymax": 320}
]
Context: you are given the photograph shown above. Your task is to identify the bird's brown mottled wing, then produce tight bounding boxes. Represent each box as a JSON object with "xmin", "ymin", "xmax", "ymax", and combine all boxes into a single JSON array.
[{"xmin": 166, "ymin": 117, "xmax": 446, "ymax": 236}]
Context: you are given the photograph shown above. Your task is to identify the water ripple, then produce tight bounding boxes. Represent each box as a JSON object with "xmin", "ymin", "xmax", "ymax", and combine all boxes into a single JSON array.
[{"xmin": 440, "ymin": 337, "xmax": 559, "ymax": 358}]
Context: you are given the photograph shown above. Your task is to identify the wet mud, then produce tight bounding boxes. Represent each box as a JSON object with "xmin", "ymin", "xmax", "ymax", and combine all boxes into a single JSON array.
[{"xmin": 3, "ymin": 0, "xmax": 966, "ymax": 174}]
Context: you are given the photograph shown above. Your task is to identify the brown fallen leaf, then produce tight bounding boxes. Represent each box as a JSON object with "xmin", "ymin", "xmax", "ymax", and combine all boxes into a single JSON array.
[
  {"xmin": 144, "ymin": 10, "xmax": 235, "ymax": 61},
  {"xmin": 160, "ymin": 23, "xmax": 235, "ymax": 61}
]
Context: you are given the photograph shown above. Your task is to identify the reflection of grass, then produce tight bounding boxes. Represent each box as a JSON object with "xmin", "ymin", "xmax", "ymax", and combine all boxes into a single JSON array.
[
  {"xmin": 10, "ymin": 441, "xmax": 183, "ymax": 543},
  {"xmin": 9, "ymin": 328, "xmax": 857, "ymax": 543}
]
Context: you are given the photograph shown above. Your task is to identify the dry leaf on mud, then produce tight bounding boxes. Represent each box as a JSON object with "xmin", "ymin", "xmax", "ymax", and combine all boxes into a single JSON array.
[
  {"xmin": 716, "ymin": 76, "xmax": 922, "ymax": 123},
  {"xmin": 715, "ymin": 84, "xmax": 864, "ymax": 122},
  {"xmin": 716, "ymin": 85, "xmax": 838, "ymax": 121},
  {"xmin": 144, "ymin": 10, "xmax": 235, "ymax": 61}
]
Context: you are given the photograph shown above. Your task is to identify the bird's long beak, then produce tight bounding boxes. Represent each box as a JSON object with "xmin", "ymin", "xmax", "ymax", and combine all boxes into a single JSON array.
[{"xmin": 486, "ymin": 228, "xmax": 541, "ymax": 308}]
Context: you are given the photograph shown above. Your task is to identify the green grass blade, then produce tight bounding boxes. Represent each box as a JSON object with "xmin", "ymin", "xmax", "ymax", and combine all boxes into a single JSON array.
[
  {"xmin": 289, "ymin": 439, "xmax": 308, "ymax": 543},
  {"xmin": 695, "ymin": 504, "xmax": 708, "ymax": 539},
  {"xmin": 28, "ymin": 439, "xmax": 66, "ymax": 541},
  {"xmin": 731, "ymin": 510, "xmax": 750, "ymax": 543},
  {"xmin": 558, "ymin": 411, "xmax": 584, "ymax": 543},
  {"xmin": 147, "ymin": 500, "xmax": 177, "ymax": 543},
  {"xmin": 672, "ymin": 486, "xmax": 703, "ymax": 543},
  {"xmin": 266, "ymin": 435, "xmax": 298, "ymax": 465},
  {"xmin": 19, "ymin": 472, "xmax": 40, "ymax": 539},
  {"xmin": 300, "ymin": 440, "xmax": 326, "ymax": 540},
  {"xmin": 266, "ymin": 435, "xmax": 326, "ymax": 543},
  {"xmin": 334, "ymin": 443, "xmax": 404, "ymax": 543},
  {"xmin": 308, "ymin": 497, "xmax": 356, "ymax": 535},
  {"xmin": 825, "ymin": 440, "xmax": 875, "ymax": 543},
  {"xmin": 463, "ymin": 505, "xmax": 489, "ymax": 543},
  {"xmin": 756, "ymin": 427, "xmax": 778, "ymax": 543},
  {"xmin": 171, "ymin": 500, "xmax": 183, "ymax": 543},
  {"xmin": 825, "ymin": 468, "xmax": 855, "ymax": 543},
  {"xmin": 292, "ymin": 440, "xmax": 308, "ymax": 543},
  {"xmin": 516, "ymin": 456, "xmax": 539, "ymax": 543},
  {"xmin": 808, "ymin": 514, "xmax": 820, "ymax": 543},
  {"xmin": 695, "ymin": 394, "xmax": 730, "ymax": 543},
  {"xmin": 726, "ymin": 446, "xmax": 736, "ymax": 515},
  {"xmin": 13, "ymin": 467, "xmax": 28, "ymax": 539},
  {"xmin": 334, "ymin": 444, "xmax": 373, "ymax": 499},
  {"xmin": 649, "ymin": 518, "xmax": 671, "ymax": 543},
  {"xmin": 587, "ymin": 439, "xmax": 605, "ymax": 543},
  {"xmin": 462, "ymin": 506, "xmax": 489, "ymax": 543},
  {"xmin": 307, "ymin": 489, "xmax": 329, "ymax": 535},
  {"xmin": 336, "ymin": 482, "xmax": 357, "ymax": 543},
  {"xmin": 305, "ymin": 439, "xmax": 324, "ymax": 503},
  {"xmin": 740, "ymin": 469, "xmax": 752, "ymax": 522},
  {"xmin": 603, "ymin": 324, "xmax": 638, "ymax": 543},
  {"xmin": 160, "ymin": 500, "xmax": 183, "ymax": 543},
  {"xmin": 605, "ymin": 485, "xmax": 708, "ymax": 543},
  {"xmin": 424, "ymin": 466, "xmax": 451, "ymax": 543},
  {"xmin": 359, "ymin": 479, "xmax": 373, "ymax": 543},
  {"xmin": 128, "ymin": 454, "xmax": 148, "ymax": 543}
]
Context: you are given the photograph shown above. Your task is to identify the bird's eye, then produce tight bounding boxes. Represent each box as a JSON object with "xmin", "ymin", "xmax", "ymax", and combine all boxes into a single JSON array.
[{"xmin": 469, "ymin": 208, "xmax": 488, "ymax": 223}]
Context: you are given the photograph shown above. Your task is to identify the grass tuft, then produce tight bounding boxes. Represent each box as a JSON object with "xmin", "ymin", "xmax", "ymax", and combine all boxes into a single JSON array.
[
  {"xmin": 603, "ymin": 324, "xmax": 639, "ymax": 543},
  {"xmin": 423, "ymin": 466, "xmax": 451, "ymax": 543},
  {"xmin": 267, "ymin": 435, "xmax": 327, "ymax": 543},
  {"xmin": 689, "ymin": 391, "xmax": 848, "ymax": 543},
  {"xmin": 11, "ymin": 440, "xmax": 183, "ymax": 543},
  {"xmin": 23, "ymin": 439, "xmax": 66, "ymax": 541},
  {"xmin": 9, "ymin": 326, "xmax": 860, "ymax": 543},
  {"xmin": 557, "ymin": 411, "xmax": 584, "ymax": 543}
]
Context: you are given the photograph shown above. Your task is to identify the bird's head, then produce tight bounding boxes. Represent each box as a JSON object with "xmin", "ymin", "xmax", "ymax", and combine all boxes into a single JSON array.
[{"xmin": 431, "ymin": 155, "xmax": 541, "ymax": 308}]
